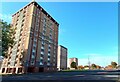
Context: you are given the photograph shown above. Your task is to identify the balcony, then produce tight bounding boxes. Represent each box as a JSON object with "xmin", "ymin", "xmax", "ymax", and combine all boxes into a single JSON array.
[
  {"xmin": 18, "ymin": 46, "xmax": 21, "ymax": 49},
  {"xmin": 16, "ymin": 58, "xmax": 18, "ymax": 61},
  {"xmin": 17, "ymin": 49, "xmax": 20, "ymax": 52},
  {"xmin": 20, "ymin": 54, "xmax": 23, "ymax": 58},
  {"xmin": 19, "ymin": 61, "xmax": 23, "ymax": 66}
]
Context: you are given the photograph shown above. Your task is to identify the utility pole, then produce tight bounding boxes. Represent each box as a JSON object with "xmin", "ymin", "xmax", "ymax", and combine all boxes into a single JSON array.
[{"xmin": 88, "ymin": 55, "xmax": 91, "ymax": 70}]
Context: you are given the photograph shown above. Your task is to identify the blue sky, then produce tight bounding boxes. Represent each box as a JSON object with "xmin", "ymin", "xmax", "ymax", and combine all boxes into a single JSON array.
[{"xmin": 1, "ymin": 2, "xmax": 118, "ymax": 67}]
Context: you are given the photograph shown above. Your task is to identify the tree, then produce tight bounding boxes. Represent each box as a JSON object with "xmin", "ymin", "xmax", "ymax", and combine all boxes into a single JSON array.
[
  {"xmin": 111, "ymin": 61, "xmax": 117, "ymax": 68},
  {"xmin": 70, "ymin": 62, "xmax": 77, "ymax": 69},
  {"xmin": 117, "ymin": 65, "xmax": 120, "ymax": 69},
  {"xmin": 96, "ymin": 65, "xmax": 101, "ymax": 69},
  {"xmin": 84, "ymin": 65, "xmax": 89, "ymax": 68},
  {"xmin": 78, "ymin": 65, "xmax": 84, "ymax": 70},
  {"xmin": 91, "ymin": 64, "xmax": 97, "ymax": 69},
  {"xmin": 67, "ymin": 67, "xmax": 70, "ymax": 70},
  {"xmin": 84, "ymin": 65, "xmax": 89, "ymax": 70},
  {"xmin": 1, "ymin": 20, "xmax": 14, "ymax": 57},
  {"xmin": 105, "ymin": 65, "xmax": 112, "ymax": 70}
]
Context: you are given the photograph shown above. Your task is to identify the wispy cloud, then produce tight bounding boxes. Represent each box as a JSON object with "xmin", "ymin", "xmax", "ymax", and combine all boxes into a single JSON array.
[
  {"xmin": 0, "ymin": 13, "xmax": 12, "ymax": 23},
  {"xmin": 59, "ymin": 28, "xmax": 66, "ymax": 35}
]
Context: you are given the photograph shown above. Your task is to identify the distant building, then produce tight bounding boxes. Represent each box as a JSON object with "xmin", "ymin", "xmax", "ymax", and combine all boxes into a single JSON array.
[
  {"xmin": 57, "ymin": 45, "xmax": 67, "ymax": 70},
  {"xmin": 68, "ymin": 57, "xmax": 78, "ymax": 68}
]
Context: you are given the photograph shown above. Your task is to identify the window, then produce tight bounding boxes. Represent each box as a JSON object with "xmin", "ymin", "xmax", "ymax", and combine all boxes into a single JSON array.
[
  {"xmin": 24, "ymin": 33, "xmax": 26, "ymax": 35},
  {"xmin": 43, "ymin": 16, "xmax": 46, "ymax": 22},
  {"xmin": 50, "ymin": 30, "xmax": 52, "ymax": 34},
  {"xmin": 31, "ymin": 61, "xmax": 35, "ymax": 65},
  {"xmin": 37, "ymin": 9, "xmax": 40, "ymax": 15},
  {"xmin": 53, "ymin": 63, "xmax": 55, "ymax": 66},
  {"xmin": 47, "ymin": 68, "xmax": 49, "ymax": 70},
  {"xmin": 36, "ymin": 19, "xmax": 39, "ymax": 24},
  {"xmin": 40, "ymin": 62, "xmax": 43, "ymax": 65},
  {"xmin": 43, "ymin": 25, "xmax": 46, "ymax": 30},
  {"xmin": 21, "ymin": 49, "xmax": 24, "ymax": 53},
  {"xmin": 47, "ymin": 63, "xmax": 50, "ymax": 66},
  {"xmin": 23, "ymin": 14, "xmax": 25, "ymax": 18},
  {"xmin": 42, "ymin": 36, "xmax": 45, "ymax": 40},
  {"xmin": 39, "ymin": 11, "xmax": 40, "ymax": 14},
  {"xmin": 34, "ymin": 37, "xmax": 37, "ymax": 42},
  {"xmin": 41, "ymin": 46, "xmax": 44, "ymax": 50},
  {"xmin": 17, "ymin": 15, "xmax": 20, "ymax": 18},
  {"xmin": 42, "ymin": 43, "xmax": 44, "ymax": 47},
  {"xmin": 48, "ymin": 55, "xmax": 50, "ymax": 58},
  {"xmin": 18, "ymin": 46, "xmax": 20, "ymax": 49},
  {"xmin": 54, "ymin": 47, "xmax": 56, "ymax": 50},
  {"xmin": 48, "ymin": 51, "xmax": 50, "ymax": 54},
  {"xmin": 33, "ymin": 47, "xmax": 36, "ymax": 53},
  {"xmin": 32, "ymin": 52, "xmax": 35, "ymax": 56},
  {"xmin": 48, "ymin": 49, "xmax": 50, "ymax": 52},
  {"xmin": 50, "ymin": 22, "xmax": 52, "ymax": 26},
  {"xmin": 15, "ymin": 23, "xmax": 18, "ymax": 26},
  {"xmin": 43, "ymin": 30, "xmax": 45, "ymax": 35},
  {"xmin": 22, "ymin": 44, "xmax": 24, "ymax": 46},
  {"xmin": 34, "ymin": 32, "xmax": 37, "ymax": 36},
  {"xmin": 40, "ymin": 57, "xmax": 43, "ymax": 60},
  {"xmin": 49, "ymin": 34, "xmax": 52, "ymax": 39},
  {"xmin": 36, "ymin": 26, "xmax": 39, "ymax": 31},
  {"xmin": 21, "ymin": 24, "xmax": 24, "ymax": 27},
  {"xmin": 48, "ymin": 58, "xmax": 50, "ymax": 61},
  {"xmin": 41, "ymin": 51, "xmax": 44, "ymax": 55},
  {"xmin": 32, "ymin": 48, "xmax": 35, "ymax": 52},
  {"xmin": 48, "ymin": 44, "xmax": 51, "ymax": 47},
  {"xmin": 33, "ymin": 42, "xmax": 36, "ymax": 47},
  {"xmin": 48, "ymin": 46, "xmax": 51, "ymax": 49},
  {"xmin": 24, "ymin": 38, "xmax": 25, "ymax": 41},
  {"xmin": 48, "ymin": 53, "xmax": 50, "ymax": 56},
  {"xmin": 49, "ymin": 40, "xmax": 52, "ymax": 43},
  {"xmin": 31, "ymin": 57, "xmax": 35, "ymax": 61},
  {"xmin": 23, "ymin": 10, "xmax": 26, "ymax": 14},
  {"xmin": 17, "ymin": 19, "xmax": 19, "ymax": 22},
  {"xmin": 21, "ymin": 30, "xmax": 23, "ymax": 33},
  {"xmin": 31, "ymin": 55, "xmax": 35, "ymax": 59},
  {"xmin": 41, "ymin": 49, "xmax": 44, "ymax": 52},
  {"xmin": 22, "ymin": 19, "xmax": 25, "ymax": 22},
  {"xmin": 41, "ymin": 41, "xmax": 45, "ymax": 45}
]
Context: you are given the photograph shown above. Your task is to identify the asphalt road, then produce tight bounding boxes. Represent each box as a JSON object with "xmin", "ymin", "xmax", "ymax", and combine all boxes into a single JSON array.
[{"xmin": 1, "ymin": 70, "xmax": 120, "ymax": 82}]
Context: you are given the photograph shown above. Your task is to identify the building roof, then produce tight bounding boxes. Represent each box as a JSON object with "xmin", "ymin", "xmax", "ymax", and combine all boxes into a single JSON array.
[
  {"xmin": 59, "ymin": 45, "xmax": 67, "ymax": 50},
  {"xmin": 12, "ymin": 1, "xmax": 59, "ymax": 26},
  {"xmin": 69, "ymin": 57, "xmax": 78, "ymax": 59}
]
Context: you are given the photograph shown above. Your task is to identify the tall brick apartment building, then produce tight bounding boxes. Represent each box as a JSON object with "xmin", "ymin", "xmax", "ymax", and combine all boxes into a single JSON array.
[{"xmin": 1, "ymin": 1, "xmax": 59, "ymax": 74}]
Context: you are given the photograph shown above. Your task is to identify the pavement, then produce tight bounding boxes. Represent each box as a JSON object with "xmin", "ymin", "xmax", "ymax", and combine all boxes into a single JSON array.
[{"xmin": 1, "ymin": 70, "xmax": 120, "ymax": 82}]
